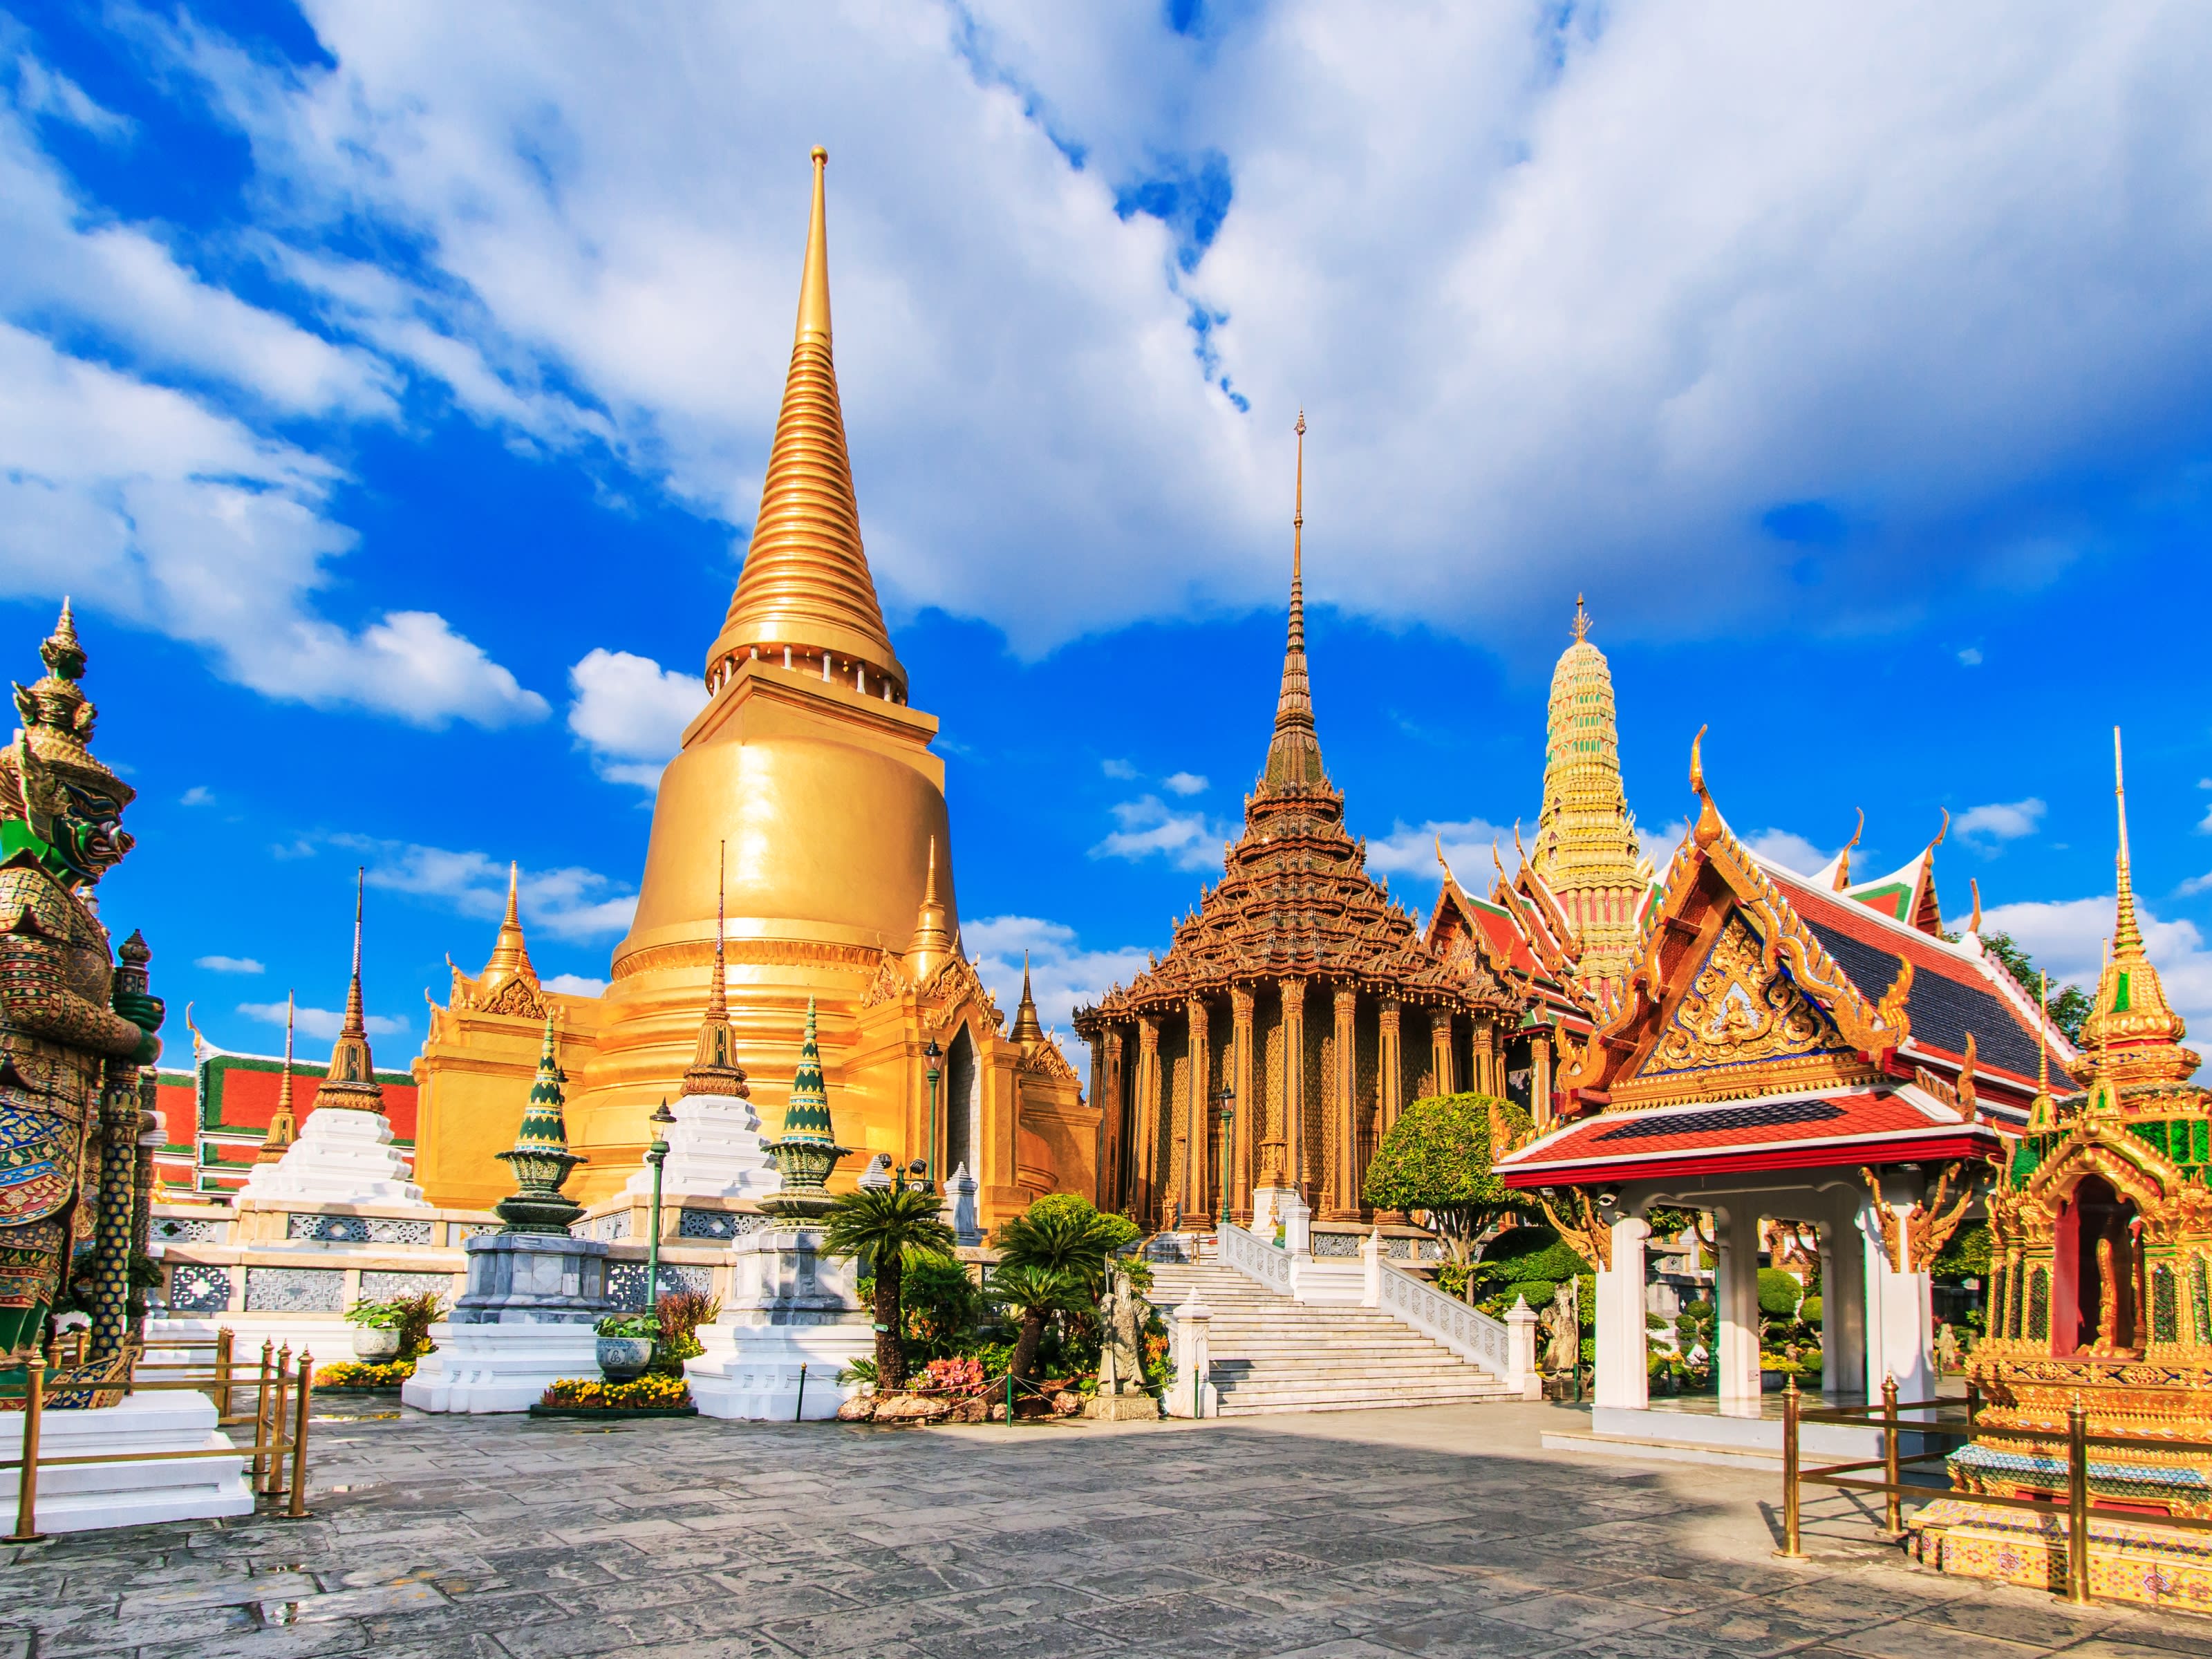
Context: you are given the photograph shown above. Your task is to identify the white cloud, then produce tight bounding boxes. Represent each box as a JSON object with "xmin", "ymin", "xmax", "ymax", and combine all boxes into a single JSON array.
[
  {"xmin": 12, "ymin": 55, "xmax": 132, "ymax": 140},
  {"xmin": 1642, "ymin": 817, "xmax": 1693, "ymax": 873},
  {"xmin": 1365, "ymin": 816, "xmax": 1517, "ymax": 893},
  {"xmin": 194, "ymin": 954, "xmax": 264, "ymax": 975},
  {"xmin": 1958, "ymin": 647, "xmax": 1984, "ymax": 666},
  {"xmin": 180, "ymin": 785, "xmax": 214, "ymax": 807},
  {"xmin": 1162, "ymin": 771, "xmax": 1209, "ymax": 797},
  {"xmin": 544, "ymin": 971, "xmax": 609, "ymax": 996},
  {"xmin": 1956, "ymin": 798, "xmax": 2047, "ymax": 844},
  {"xmin": 1090, "ymin": 794, "xmax": 1233, "ymax": 872},
  {"xmin": 965, "ymin": 914, "xmax": 1150, "ymax": 1073},
  {"xmin": 1100, "ymin": 758, "xmax": 1142, "ymax": 781},
  {"xmin": 1743, "ymin": 829, "xmax": 1837, "ymax": 874},
  {"xmin": 240, "ymin": 1001, "xmax": 407, "ymax": 1042},
  {"xmin": 334, "ymin": 835, "xmax": 637, "ymax": 941},
  {"xmin": 567, "ymin": 648, "xmax": 709, "ymax": 789}
]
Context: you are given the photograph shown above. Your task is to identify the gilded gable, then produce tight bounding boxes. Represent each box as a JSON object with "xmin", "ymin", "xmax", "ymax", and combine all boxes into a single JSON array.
[{"xmin": 1623, "ymin": 911, "xmax": 1857, "ymax": 1100}]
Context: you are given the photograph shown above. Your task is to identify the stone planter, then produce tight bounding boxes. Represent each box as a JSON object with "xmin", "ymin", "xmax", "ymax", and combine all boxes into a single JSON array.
[
  {"xmin": 597, "ymin": 1337, "xmax": 655, "ymax": 1382},
  {"xmin": 351, "ymin": 1327, "xmax": 402, "ymax": 1362}
]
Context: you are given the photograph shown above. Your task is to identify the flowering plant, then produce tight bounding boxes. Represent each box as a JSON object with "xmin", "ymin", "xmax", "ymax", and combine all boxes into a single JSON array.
[
  {"xmin": 315, "ymin": 1358, "xmax": 415, "ymax": 1388},
  {"xmin": 541, "ymin": 1374, "xmax": 692, "ymax": 1410},
  {"xmin": 921, "ymin": 1356, "xmax": 987, "ymax": 1396}
]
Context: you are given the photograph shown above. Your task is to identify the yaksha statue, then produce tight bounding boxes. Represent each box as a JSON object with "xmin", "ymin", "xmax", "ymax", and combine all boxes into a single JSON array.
[{"xmin": 0, "ymin": 603, "xmax": 162, "ymax": 1361}]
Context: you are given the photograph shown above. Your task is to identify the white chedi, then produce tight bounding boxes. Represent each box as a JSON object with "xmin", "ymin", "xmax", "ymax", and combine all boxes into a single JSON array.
[
  {"xmin": 623, "ymin": 1087, "xmax": 782, "ymax": 1203},
  {"xmin": 238, "ymin": 1106, "xmax": 427, "ymax": 1208}
]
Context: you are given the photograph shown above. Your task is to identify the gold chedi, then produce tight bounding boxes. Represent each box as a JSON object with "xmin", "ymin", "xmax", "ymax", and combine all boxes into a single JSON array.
[{"xmin": 413, "ymin": 149, "xmax": 1092, "ymax": 1224}]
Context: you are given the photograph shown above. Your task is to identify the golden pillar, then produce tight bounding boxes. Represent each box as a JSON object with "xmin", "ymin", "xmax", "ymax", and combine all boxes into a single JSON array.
[
  {"xmin": 1329, "ymin": 986, "xmax": 1358, "ymax": 1219},
  {"xmin": 1280, "ymin": 978, "xmax": 1307, "ymax": 1196},
  {"xmin": 1185, "ymin": 997, "xmax": 1212, "ymax": 1225},
  {"xmin": 1136, "ymin": 1015, "xmax": 1161, "ymax": 1226},
  {"xmin": 1530, "ymin": 1028, "xmax": 1554, "ymax": 1128},
  {"xmin": 1378, "ymin": 995, "xmax": 1404, "ymax": 1136},
  {"xmin": 1229, "ymin": 986, "xmax": 1255, "ymax": 1222},
  {"xmin": 1430, "ymin": 1008, "xmax": 1455, "ymax": 1098},
  {"xmin": 1100, "ymin": 1029, "xmax": 1125, "ymax": 1212}
]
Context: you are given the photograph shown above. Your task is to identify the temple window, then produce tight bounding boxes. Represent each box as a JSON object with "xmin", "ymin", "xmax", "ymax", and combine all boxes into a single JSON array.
[{"xmin": 2054, "ymin": 1174, "xmax": 2141, "ymax": 1353}]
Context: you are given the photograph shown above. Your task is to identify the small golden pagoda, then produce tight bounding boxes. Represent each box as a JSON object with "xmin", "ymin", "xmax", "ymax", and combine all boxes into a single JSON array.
[
  {"xmin": 1523, "ymin": 597, "xmax": 1653, "ymax": 993},
  {"xmin": 413, "ymin": 149, "xmax": 1092, "ymax": 1226},
  {"xmin": 1915, "ymin": 731, "xmax": 2212, "ymax": 1611}
]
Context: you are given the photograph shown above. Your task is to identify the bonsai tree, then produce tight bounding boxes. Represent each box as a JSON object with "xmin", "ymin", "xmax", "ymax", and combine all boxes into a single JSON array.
[
  {"xmin": 992, "ymin": 1193, "xmax": 1138, "ymax": 1295},
  {"xmin": 821, "ymin": 1184, "xmax": 956, "ymax": 1391},
  {"xmin": 988, "ymin": 1263, "xmax": 1089, "ymax": 1385},
  {"xmin": 1361, "ymin": 1092, "xmax": 1536, "ymax": 1264}
]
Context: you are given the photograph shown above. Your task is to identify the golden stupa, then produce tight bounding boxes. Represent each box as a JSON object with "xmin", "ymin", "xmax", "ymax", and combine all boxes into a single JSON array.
[{"xmin": 411, "ymin": 149, "xmax": 1093, "ymax": 1226}]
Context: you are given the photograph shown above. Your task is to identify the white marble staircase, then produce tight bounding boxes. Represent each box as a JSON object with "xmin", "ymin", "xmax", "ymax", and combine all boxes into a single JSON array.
[{"xmin": 1147, "ymin": 1261, "xmax": 1522, "ymax": 1416}]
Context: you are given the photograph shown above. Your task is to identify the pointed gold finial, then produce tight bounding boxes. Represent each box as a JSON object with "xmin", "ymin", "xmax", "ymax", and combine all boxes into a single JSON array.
[
  {"xmin": 2112, "ymin": 726, "xmax": 2142, "ymax": 959},
  {"xmin": 2074, "ymin": 724, "xmax": 2197, "ymax": 1089},
  {"xmin": 478, "ymin": 860, "xmax": 539, "ymax": 999},
  {"xmin": 256, "ymin": 991, "xmax": 298, "ymax": 1163},
  {"xmin": 906, "ymin": 836, "xmax": 955, "ymax": 986},
  {"xmin": 707, "ymin": 147, "xmax": 904, "ymax": 697},
  {"xmin": 683, "ymin": 840, "xmax": 748, "ymax": 1098},
  {"xmin": 318, "ymin": 870, "xmax": 385, "ymax": 1113},
  {"xmin": 2038, "ymin": 971, "xmax": 2051, "ymax": 1096},
  {"xmin": 1572, "ymin": 593, "xmax": 1590, "ymax": 643},
  {"xmin": 1968, "ymin": 877, "xmax": 1983, "ymax": 935},
  {"xmin": 1262, "ymin": 411, "xmax": 1324, "ymax": 792},
  {"xmin": 1689, "ymin": 725, "xmax": 1723, "ymax": 850},
  {"xmin": 1830, "ymin": 808, "xmax": 1864, "ymax": 889},
  {"xmin": 1011, "ymin": 949, "xmax": 1045, "ymax": 1046}
]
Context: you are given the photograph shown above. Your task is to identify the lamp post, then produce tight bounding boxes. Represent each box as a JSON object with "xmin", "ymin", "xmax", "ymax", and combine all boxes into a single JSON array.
[
  {"xmin": 923, "ymin": 1038, "xmax": 944, "ymax": 1195},
  {"xmin": 1217, "ymin": 1086, "xmax": 1236, "ymax": 1231},
  {"xmin": 644, "ymin": 1098, "xmax": 675, "ymax": 1311}
]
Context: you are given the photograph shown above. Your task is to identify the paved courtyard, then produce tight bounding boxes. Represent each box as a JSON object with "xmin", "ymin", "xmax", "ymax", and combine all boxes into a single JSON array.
[{"xmin": 1, "ymin": 1398, "xmax": 2200, "ymax": 1658}]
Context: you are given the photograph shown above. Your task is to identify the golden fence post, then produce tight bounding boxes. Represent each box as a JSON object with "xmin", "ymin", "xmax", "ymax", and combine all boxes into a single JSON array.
[
  {"xmin": 250, "ymin": 1341, "xmax": 273, "ymax": 1489},
  {"xmin": 214, "ymin": 1328, "xmax": 234, "ymax": 1419},
  {"xmin": 69, "ymin": 1331, "xmax": 85, "ymax": 1367},
  {"xmin": 40, "ymin": 1331, "xmax": 57, "ymax": 1371},
  {"xmin": 283, "ymin": 1351, "xmax": 312, "ymax": 1521},
  {"xmin": 8, "ymin": 1353, "xmax": 45, "ymax": 1544},
  {"xmin": 1965, "ymin": 1375, "xmax": 1980, "ymax": 1430},
  {"xmin": 264, "ymin": 1345, "xmax": 291, "ymax": 1500},
  {"xmin": 2065, "ymin": 1394, "xmax": 2093, "ymax": 1606},
  {"xmin": 1777, "ymin": 1376, "xmax": 1804, "ymax": 1559},
  {"xmin": 1881, "ymin": 1373, "xmax": 1902, "ymax": 1537}
]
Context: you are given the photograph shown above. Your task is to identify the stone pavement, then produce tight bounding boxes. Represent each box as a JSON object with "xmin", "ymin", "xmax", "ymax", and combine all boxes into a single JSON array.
[{"xmin": 1, "ymin": 1396, "xmax": 2202, "ymax": 1658}]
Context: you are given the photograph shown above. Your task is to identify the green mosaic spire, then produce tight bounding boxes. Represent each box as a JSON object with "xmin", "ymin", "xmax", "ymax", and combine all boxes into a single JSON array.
[
  {"xmin": 494, "ymin": 1013, "xmax": 588, "ymax": 1232},
  {"xmin": 762, "ymin": 996, "xmax": 849, "ymax": 1218},
  {"xmin": 780, "ymin": 996, "xmax": 836, "ymax": 1143}
]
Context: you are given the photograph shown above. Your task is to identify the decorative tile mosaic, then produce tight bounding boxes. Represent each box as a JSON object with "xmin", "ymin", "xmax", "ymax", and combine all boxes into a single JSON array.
[
  {"xmin": 151, "ymin": 1216, "xmax": 225, "ymax": 1243},
  {"xmin": 452, "ymin": 1222, "xmax": 498, "ymax": 1244},
  {"xmin": 1311, "ymin": 1232, "xmax": 1361, "ymax": 1258},
  {"xmin": 678, "ymin": 1209, "xmax": 767, "ymax": 1240},
  {"xmin": 243, "ymin": 1266, "xmax": 345, "ymax": 1313},
  {"xmin": 606, "ymin": 1262, "xmax": 712, "ymax": 1311},
  {"xmin": 572, "ymin": 1212, "xmax": 632, "ymax": 1242},
  {"xmin": 287, "ymin": 1213, "xmax": 436, "ymax": 1245},
  {"xmin": 167, "ymin": 1263, "xmax": 233, "ymax": 1313},
  {"xmin": 361, "ymin": 1271, "xmax": 455, "ymax": 1302}
]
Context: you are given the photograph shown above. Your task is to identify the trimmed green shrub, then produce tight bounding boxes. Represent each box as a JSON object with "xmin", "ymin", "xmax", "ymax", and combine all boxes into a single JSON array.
[
  {"xmin": 1800, "ymin": 1295, "xmax": 1823, "ymax": 1328},
  {"xmin": 1758, "ymin": 1268, "xmax": 1803, "ymax": 1318},
  {"xmin": 1362, "ymin": 1093, "xmax": 1536, "ymax": 1260},
  {"xmin": 1931, "ymin": 1219, "xmax": 1991, "ymax": 1279}
]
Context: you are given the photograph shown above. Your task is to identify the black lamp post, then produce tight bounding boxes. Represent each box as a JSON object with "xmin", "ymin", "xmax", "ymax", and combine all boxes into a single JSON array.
[
  {"xmin": 923, "ymin": 1037, "xmax": 944, "ymax": 1195},
  {"xmin": 645, "ymin": 1098, "xmax": 675, "ymax": 1310},
  {"xmin": 1217, "ymin": 1085, "xmax": 1237, "ymax": 1230}
]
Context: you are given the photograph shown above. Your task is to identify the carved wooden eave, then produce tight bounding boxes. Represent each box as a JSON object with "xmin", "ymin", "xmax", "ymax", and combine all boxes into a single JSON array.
[
  {"xmin": 442, "ymin": 963, "xmax": 549, "ymax": 1022},
  {"xmin": 1018, "ymin": 1036, "xmax": 1082, "ymax": 1089}
]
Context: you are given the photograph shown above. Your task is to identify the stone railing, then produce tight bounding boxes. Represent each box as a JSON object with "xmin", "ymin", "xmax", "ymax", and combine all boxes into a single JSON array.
[
  {"xmin": 1217, "ymin": 1220, "xmax": 1294, "ymax": 1293},
  {"xmin": 1377, "ymin": 1261, "xmax": 1536, "ymax": 1394}
]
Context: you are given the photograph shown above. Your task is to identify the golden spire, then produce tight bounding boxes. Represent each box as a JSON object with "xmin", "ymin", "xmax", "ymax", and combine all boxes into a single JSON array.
[
  {"xmin": 2076, "ymin": 726, "xmax": 2197, "ymax": 1091},
  {"xmin": 683, "ymin": 841, "xmax": 749, "ymax": 1097},
  {"xmin": 256, "ymin": 991, "xmax": 298, "ymax": 1163},
  {"xmin": 478, "ymin": 861, "xmax": 538, "ymax": 998},
  {"xmin": 318, "ymin": 870, "xmax": 386, "ymax": 1113},
  {"xmin": 706, "ymin": 147, "xmax": 905, "ymax": 697},
  {"xmin": 1262, "ymin": 411, "xmax": 1325, "ymax": 791},
  {"xmin": 1528, "ymin": 594, "xmax": 1652, "ymax": 984},
  {"xmin": 906, "ymin": 836, "xmax": 954, "ymax": 986},
  {"xmin": 1010, "ymin": 950, "xmax": 1045, "ymax": 1047}
]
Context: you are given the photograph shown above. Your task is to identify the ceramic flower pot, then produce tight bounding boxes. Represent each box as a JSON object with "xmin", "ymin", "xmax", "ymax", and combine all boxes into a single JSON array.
[
  {"xmin": 352, "ymin": 1327, "xmax": 402, "ymax": 1361},
  {"xmin": 597, "ymin": 1336, "xmax": 655, "ymax": 1382}
]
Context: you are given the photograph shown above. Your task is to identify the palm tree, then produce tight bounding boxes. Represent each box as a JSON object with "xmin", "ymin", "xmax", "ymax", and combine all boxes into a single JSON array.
[
  {"xmin": 820, "ymin": 1185, "xmax": 956, "ymax": 1391},
  {"xmin": 988, "ymin": 1262, "xmax": 1089, "ymax": 1386},
  {"xmin": 992, "ymin": 1196, "xmax": 1136, "ymax": 1296}
]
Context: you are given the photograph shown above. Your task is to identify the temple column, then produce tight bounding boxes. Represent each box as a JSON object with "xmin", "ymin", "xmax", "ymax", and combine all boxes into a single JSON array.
[
  {"xmin": 1470, "ymin": 1013, "xmax": 1494, "ymax": 1095},
  {"xmin": 1329, "ymin": 987, "xmax": 1358, "ymax": 1218},
  {"xmin": 1529, "ymin": 1029, "xmax": 1555, "ymax": 1127},
  {"xmin": 1136, "ymin": 1016, "xmax": 1161, "ymax": 1228},
  {"xmin": 1714, "ymin": 1203, "xmax": 1763, "ymax": 1416},
  {"xmin": 1859, "ymin": 1177, "xmax": 1933, "ymax": 1407},
  {"xmin": 1594, "ymin": 1215, "xmax": 1650, "ymax": 1412},
  {"xmin": 1819, "ymin": 1208, "xmax": 1866, "ymax": 1406},
  {"xmin": 1185, "ymin": 997, "xmax": 1212, "ymax": 1226},
  {"xmin": 1101, "ymin": 1031, "xmax": 1126, "ymax": 1214},
  {"xmin": 1280, "ymin": 979, "xmax": 1308, "ymax": 1199},
  {"xmin": 88, "ymin": 1082, "xmax": 140, "ymax": 1360},
  {"xmin": 1228, "ymin": 987, "xmax": 1256, "ymax": 1222},
  {"xmin": 1378, "ymin": 997, "xmax": 1403, "ymax": 1138},
  {"xmin": 1429, "ymin": 1009, "xmax": 1454, "ymax": 1098}
]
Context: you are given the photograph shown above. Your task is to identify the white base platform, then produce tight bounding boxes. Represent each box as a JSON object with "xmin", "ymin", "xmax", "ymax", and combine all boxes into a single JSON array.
[
  {"xmin": 1541, "ymin": 1402, "xmax": 1895, "ymax": 1470},
  {"xmin": 401, "ymin": 1322, "xmax": 600, "ymax": 1414},
  {"xmin": 0, "ymin": 1391, "xmax": 251, "ymax": 1534},
  {"xmin": 236, "ymin": 1107, "xmax": 430, "ymax": 1208},
  {"xmin": 622, "ymin": 1089, "xmax": 781, "ymax": 1203},
  {"xmin": 685, "ymin": 1319, "xmax": 874, "ymax": 1421}
]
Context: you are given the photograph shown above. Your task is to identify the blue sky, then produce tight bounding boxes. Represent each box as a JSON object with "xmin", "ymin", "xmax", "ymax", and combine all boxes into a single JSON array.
[{"xmin": 7, "ymin": 2, "xmax": 2212, "ymax": 1066}]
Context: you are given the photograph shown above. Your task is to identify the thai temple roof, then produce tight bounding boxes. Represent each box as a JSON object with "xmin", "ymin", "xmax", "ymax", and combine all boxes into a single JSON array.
[{"xmin": 706, "ymin": 147, "xmax": 906, "ymax": 697}]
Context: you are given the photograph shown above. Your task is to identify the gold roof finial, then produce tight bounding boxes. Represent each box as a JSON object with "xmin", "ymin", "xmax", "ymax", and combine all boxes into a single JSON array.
[
  {"xmin": 1010, "ymin": 950, "xmax": 1045, "ymax": 1047},
  {"xmin": 1967, "ymin": 877, "xmax": 1983, "ymax": 936},
  {"xmin": 906, "ymin": 836, "xmax": 955, "ymax": 986},
  {"xmin": 478, "ymin": 860, "xmax": 538, "ymax": 997},
  {"xmin": 256, "ymin": 990, "xmax": 299, "ymax": 1163},
  {"xmin": 1832, "ymin": 808, "xmax": 1864, "ymax": 889},
  {"xmin": 2074, "ymin": 725, "xmax": 2197, "ymax": 1089},
  {"xmin": 1572, "ymin": 593, "xmax": 1590, "ymax": 643},
  {"xmin": 1689, "ymin": 725, "xmax": 1723, "ymax": 850},
  {"xmin": 707, "ymin": 147, "xmax": 904, "ymax": 696},
  {"xmin": 1262, "ymin": 410, "xmax": 1324, "ymax": 792},
  {"xmin": 318, "ymin": 870, "xmax": 386, "ymax": 1113},
  {"xmin": 683, "ymin": 841, "xmax": 749, "ymax": 1097},
  {"xmin": 2112, "ymin": 726, "xmax": 2144, "ymax": 959}
]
